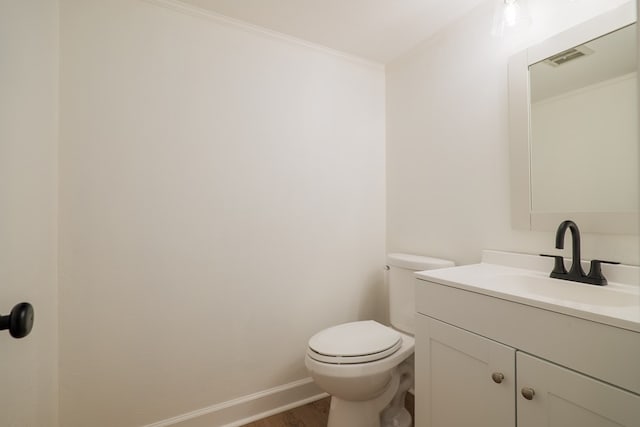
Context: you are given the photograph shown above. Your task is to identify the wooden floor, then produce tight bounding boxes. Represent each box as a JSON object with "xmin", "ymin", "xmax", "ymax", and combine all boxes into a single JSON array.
[
  {"xmin": 241, "ymin": 394, "xmax": 414, "ymax": 427},
  {"xmin": 242, "ymin": 398, "xmax": 330, "ymax": 427}
]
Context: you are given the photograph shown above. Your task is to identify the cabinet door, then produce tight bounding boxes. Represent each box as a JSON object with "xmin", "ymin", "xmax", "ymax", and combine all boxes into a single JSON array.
[
  {"xmin": 415, "ymin": 316, "xmax": 515, "ymax": 427},
  {"xmin": 517, "ymin": 352, "xmax": 640, "ymax": 427}
]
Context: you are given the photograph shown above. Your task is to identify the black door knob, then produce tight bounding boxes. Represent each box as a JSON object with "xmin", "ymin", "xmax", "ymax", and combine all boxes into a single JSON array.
[{"xmin": 0, "ymin": 302, "xmax": 34, "ymax": 339}]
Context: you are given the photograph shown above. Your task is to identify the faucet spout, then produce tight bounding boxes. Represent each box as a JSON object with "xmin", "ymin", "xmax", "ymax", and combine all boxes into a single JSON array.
[{"xmin": 554, "ymin": 220, "xmax": 585, "ymax": 279}]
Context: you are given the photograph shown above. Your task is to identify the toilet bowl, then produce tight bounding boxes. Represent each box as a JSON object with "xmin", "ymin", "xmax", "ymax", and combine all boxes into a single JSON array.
[
  {"xmin": 305, "ymin": 254, "xmax": 454, "ymax": 427},
  {"xmin": 305, "ymin": 321, "xmax": 414, "ymax": 427}
]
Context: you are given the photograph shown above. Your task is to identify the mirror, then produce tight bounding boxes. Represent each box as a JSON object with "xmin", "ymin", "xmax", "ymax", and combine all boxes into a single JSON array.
[
  {"xmin": 530, "ymin": 24, "xmax": 637, "ymax": 215},
  {"xmin": 508, "ymin": 4, "xmax": 638, "ymax": 234}
]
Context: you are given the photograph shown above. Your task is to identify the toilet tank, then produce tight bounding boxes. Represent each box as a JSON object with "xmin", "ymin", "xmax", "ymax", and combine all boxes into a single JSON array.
[{"xmin": 387, "ymin": 253, "xmax": 454, "ymax": 335}]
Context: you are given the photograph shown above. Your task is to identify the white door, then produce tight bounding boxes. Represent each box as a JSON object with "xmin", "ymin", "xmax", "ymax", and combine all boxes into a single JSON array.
[
  {"xmin": 0, "ymin": 1, "xmax": 59, "ymax": 426},
  {"xmin": 415, "ymin": 316, "xmax": 516, "ymax": 427},
  {"xmin": 517, "ymin": 352, "xmax": 640, "ymax": 427}
]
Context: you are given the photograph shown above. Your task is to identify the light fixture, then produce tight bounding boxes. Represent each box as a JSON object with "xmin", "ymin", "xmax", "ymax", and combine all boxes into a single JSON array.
[{"xmin": 492, "ymin": 0, "xmax": 532, "ymax": 37}]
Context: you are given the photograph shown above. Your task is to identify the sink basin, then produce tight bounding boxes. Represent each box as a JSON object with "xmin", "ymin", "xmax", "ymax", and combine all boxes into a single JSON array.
[
  {"xmin": 493, "ymin": 273, "xmax": 637, "ymax": 307},
  {"xmin": 415, "ymin": 250, "xmax": 640, "ymax": 332}
]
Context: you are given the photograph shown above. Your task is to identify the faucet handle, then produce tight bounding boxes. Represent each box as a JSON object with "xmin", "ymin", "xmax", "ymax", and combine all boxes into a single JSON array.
[
  {"xmin": 586, "ymin": 259, "xmax": 620, "ymax": 286},
  {"xmin": 590, "ymin": 259, "xmax": 621, "ymax": 265},
  {"xmin": 540, "ymin": 254, "xmax": 567, "ymax": 276}
]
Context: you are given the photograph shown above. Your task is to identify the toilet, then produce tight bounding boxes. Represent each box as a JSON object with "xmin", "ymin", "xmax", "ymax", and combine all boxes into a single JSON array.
[{"xmin": 305, "ymin": 253, "xmax": 455, "ymax": 427}]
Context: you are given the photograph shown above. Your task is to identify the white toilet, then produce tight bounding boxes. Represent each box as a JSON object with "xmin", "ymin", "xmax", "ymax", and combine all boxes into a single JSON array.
[{"xmin": 305, "ymin": 253, "xmax": 454, "ymax": 427}]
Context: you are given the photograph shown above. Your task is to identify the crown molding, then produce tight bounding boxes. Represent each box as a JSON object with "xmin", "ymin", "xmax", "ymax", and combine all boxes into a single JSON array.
[{"xmin": 141, "ymin": 0, "xmax": 385, "ymax": 70}]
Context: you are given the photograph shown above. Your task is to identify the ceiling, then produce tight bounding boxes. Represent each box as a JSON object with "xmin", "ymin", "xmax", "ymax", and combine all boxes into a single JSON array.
[{"xmin": 176, "ymin": 0, "xmax": 488, "ymax": 63}]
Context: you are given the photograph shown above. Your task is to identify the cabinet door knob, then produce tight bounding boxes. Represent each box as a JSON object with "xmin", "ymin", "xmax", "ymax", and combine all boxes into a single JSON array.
[
  {"xmin": 521, "ymin": 387, "xmax": 535, "ymax": 400},
  {"xmin": 491, "ymin": 372, "xmax": 504, "ymax": 384}
]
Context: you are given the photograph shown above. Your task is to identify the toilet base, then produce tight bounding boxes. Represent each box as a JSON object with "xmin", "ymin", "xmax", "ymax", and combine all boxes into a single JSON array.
[
  {"xmin": 326, "ymin": 359, "xmax": 413, "ymax": 427},
  {"xmin": 328, "ymin": 397, "xmax": 387, "ymax": 427}
]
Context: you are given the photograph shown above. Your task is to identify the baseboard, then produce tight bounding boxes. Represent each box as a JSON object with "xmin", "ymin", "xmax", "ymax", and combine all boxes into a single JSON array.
[{"xmin": 143, "ymin": 378, "xmax": 328, "ymax": 427}]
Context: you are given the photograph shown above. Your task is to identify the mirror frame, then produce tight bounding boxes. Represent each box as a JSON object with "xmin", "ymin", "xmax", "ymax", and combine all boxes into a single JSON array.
[{"xmin": 508, "ymin": 3, "xmax": 638, "ymax": 234}]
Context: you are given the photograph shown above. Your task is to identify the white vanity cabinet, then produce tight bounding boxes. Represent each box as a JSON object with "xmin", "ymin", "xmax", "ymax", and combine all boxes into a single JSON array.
[
  {"xmin": 415, "ymin": 272, "xmax": 640, "ymax": 427},
  {"xmin": 416, "ymin": 316, "xmax": 515, "ymax": 427},
  {"xmin": 516, "ymin": 351, "xmax": 640, "ymax": 427}
]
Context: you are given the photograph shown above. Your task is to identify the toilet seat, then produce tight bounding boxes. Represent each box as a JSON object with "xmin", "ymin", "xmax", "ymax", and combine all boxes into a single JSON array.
[{"xmin": 307, "ymin": 320, "xmax": 402, "ymax": 364}]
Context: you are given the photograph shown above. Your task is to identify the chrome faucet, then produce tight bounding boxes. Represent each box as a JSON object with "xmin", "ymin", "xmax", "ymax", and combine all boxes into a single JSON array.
[{"xmin": 541, "ymin": 220, "xmax": 619, "ymax": 286}]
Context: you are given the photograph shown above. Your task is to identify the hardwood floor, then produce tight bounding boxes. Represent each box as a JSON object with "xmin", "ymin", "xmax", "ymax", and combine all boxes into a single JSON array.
[
  {"xmin": 241, "ymin": 393, "xmax": 414, "ymax": 427},
  {"xmin": 241, "ymin": 398, "xmax": 330, "ymax": 427}
]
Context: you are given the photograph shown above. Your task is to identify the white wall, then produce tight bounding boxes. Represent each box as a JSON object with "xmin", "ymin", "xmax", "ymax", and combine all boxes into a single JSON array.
[
  {"xmin": 386, "ymin": 0, "xmax": 639, "ymax": 267},
  {"xmin": 59, "ymin": 0, "xmax": 385, "ymax": 426},
  {"xmin": 0, "ymin": 1, "xmax": 59, "ymax": 426}
]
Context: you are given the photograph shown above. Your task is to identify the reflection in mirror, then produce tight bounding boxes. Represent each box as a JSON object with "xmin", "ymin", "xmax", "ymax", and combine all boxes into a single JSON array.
[{"xmin": 529, "ymin": 24, "xmax": 638, "ymax": 215}]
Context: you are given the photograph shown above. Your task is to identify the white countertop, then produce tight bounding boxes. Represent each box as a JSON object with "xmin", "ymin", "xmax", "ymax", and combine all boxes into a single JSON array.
[{"xmin": 415, "ymin": 250, "xmax": 640, "ymax": 333}]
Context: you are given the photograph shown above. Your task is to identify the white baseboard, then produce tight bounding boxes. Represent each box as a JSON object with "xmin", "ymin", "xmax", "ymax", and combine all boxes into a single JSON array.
[{"xmin": 143, "ymin": 378, "xmax": 328, "ymax": 427}]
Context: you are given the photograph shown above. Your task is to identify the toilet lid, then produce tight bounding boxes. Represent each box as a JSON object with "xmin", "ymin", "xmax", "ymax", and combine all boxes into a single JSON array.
[{"xmin": 307, "ymin": 320, "xmax": 402, "ymax": 364}]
